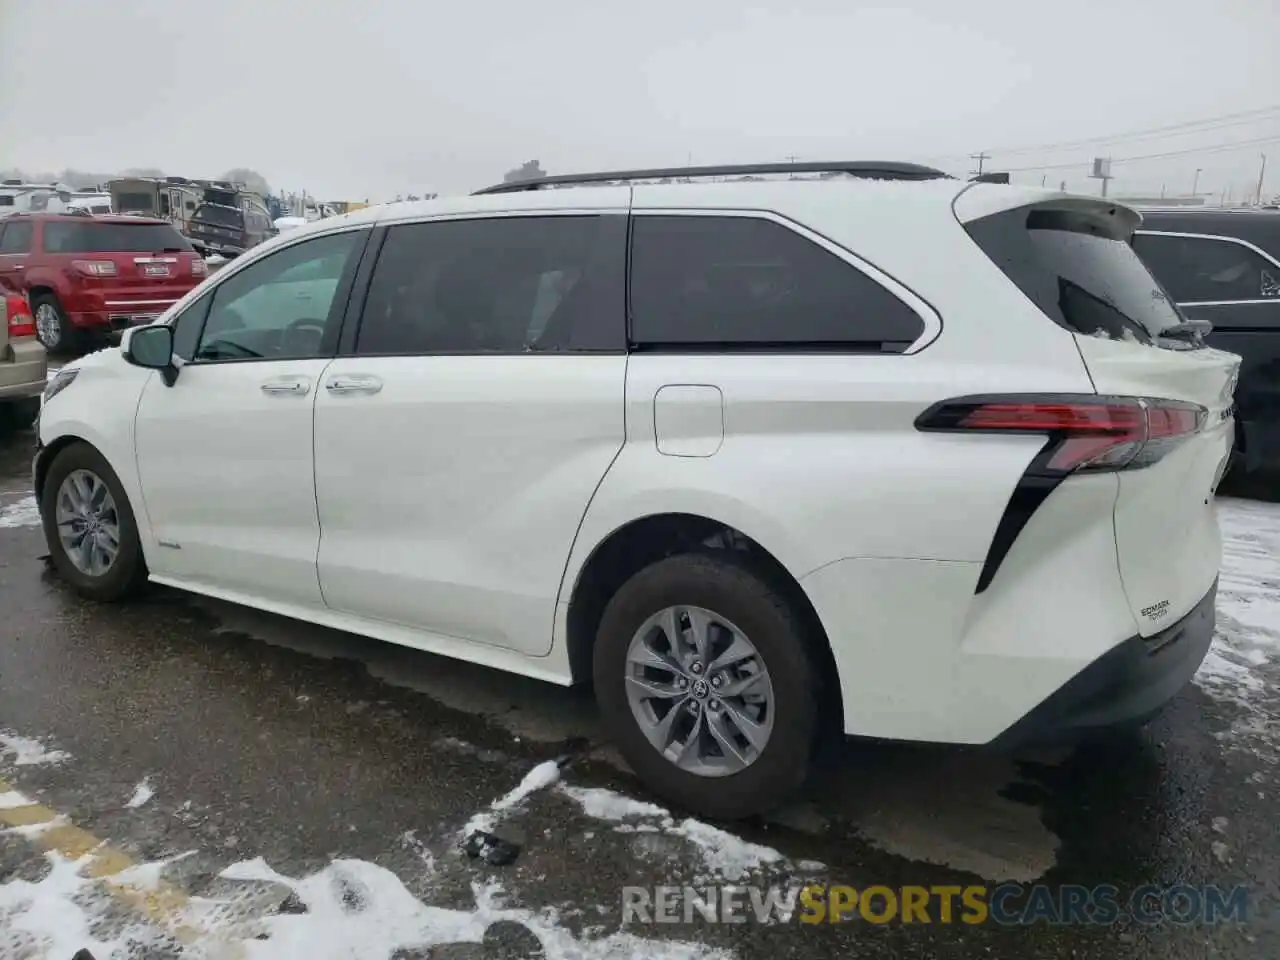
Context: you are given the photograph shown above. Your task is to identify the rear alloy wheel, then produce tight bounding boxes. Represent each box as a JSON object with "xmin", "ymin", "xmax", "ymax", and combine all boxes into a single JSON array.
[
  {"xmin": 594, "ymin": 553, "xmax": 819, "ymax": 819},
  {"xmin": 41, "ymin": 443, "xmax": 148, "ymax": 601},
  {"xmin": 31, "ymin": 295, "xmax": 80, "ymax": 355}
]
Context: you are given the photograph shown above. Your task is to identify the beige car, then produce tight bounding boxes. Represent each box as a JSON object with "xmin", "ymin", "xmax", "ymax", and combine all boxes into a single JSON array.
[{"xmin": 0, "ymin": 291, "xmax": 46, "ymax": 434}]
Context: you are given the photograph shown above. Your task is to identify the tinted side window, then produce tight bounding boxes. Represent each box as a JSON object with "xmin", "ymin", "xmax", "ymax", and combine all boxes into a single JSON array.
[
  {"xmin": 0, "ymin": 221, "xmax": 33, "ymax": 254},
  {"xmin": 1132, "ymin": 233, "xmax": 1280, "ymax": 304},
  {"xmin": 171, "ymin": 291, "xmax": 214, "ymax": 361},
  {"xmin": 356, "ymin": 215, "xmax": 625, "ymax": 355},
  {"xmin": 194, "ymin": 230, "xmax": 362, "ymax": 362},
  {"xmin": 628, "ymin": 216, "xmax": 926, "ymax": 351}
]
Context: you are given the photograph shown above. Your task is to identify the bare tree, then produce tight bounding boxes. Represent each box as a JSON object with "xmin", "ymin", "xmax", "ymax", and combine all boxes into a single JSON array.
[
  {"xmin": 503, "ymin": 160, "xmax": 547, "ymax": 184},
  {"xmin": 222, "ymin": 168, "xmax": 272, "ymax": 196}
]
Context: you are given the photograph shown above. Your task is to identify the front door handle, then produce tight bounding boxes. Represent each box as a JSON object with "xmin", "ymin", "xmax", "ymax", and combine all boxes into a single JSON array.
[
  {"xmin": 325, "ymin": 375, "xmax": 383, "ymax": 396},
  {"xmin": 261, "ymin": 377, "xmax": 311, "ymax": 396}
]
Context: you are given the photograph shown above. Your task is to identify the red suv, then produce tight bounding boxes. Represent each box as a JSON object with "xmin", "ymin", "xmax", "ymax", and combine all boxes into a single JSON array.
[{"xmin": 0, "ymin": 212, "xmax": 207, "ymax": 354}]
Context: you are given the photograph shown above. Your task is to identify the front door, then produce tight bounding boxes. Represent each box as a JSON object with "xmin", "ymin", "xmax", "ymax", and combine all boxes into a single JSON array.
[
  {"xmin": 313, "ymin": 209, "xmax": 629, "ymax": 655},
  {"xmin": 133, "ymin": 227, "xmax": 369, "ymax": 608}
]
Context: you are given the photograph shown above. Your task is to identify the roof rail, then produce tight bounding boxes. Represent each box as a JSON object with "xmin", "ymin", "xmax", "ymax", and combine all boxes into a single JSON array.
[{"xmin": 473, "ymin": 160, "xmax": 953, "ymax": 195}]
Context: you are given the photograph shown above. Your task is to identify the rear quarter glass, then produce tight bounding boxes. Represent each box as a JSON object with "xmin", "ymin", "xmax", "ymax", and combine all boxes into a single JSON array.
[{"xmin": 965, "ymin": 205, "xmax": 1185, "ymax": 345}]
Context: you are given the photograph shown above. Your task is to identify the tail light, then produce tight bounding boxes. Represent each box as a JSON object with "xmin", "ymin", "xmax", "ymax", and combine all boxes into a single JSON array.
[
  {"xmin": 191, "ymin": 258, "xmax": 208, "ymax": 277},
  {"xmin": 918, "ymin": 394, "xmax": 1206, "ymax": 595},
  {"xmin": 915, "ymin": 395, "xmax": 1205, "ymax": 476},
  {"xmin": 71, "ymin": 259, "xmax": 117, "ymax": 277},
  {"xmin": 2, "ymin": 294, "xmax": 37, "ymax": 338}
]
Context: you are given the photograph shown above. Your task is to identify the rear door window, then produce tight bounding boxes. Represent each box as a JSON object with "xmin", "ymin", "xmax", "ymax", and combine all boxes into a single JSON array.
[
  {"xmin": 1132, "ymin": 232, "xmax": 1280, "ymax": 304},
  {"xmin": 965, "ymin": 207, "xmax": 1184, "ymax": 345},
  {"xmin": 355, "ymin": 215, "xmax": 626, "ymax": 355},
  {"xmin": 628, "ymin": 215, "xmax": 925, "ymax": 351}
]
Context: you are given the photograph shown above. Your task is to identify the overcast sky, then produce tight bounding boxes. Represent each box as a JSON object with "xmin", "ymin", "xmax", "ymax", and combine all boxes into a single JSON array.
[{"xmin": 1, "ymin": 0, "xmax": 1276, "ymax": 201}]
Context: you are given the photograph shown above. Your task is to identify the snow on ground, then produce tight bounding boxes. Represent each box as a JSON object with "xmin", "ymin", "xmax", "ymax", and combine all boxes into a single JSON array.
[
  {"xmin": 560, "ymin": 784, "xmax": 823, "ymax": 882},
  {"xmin": 1197, "ymin": 498, "xmax": 1280, "ymax": 754},
  {"xmin": 0, "ymin": 495, "xmax": 40, "ymax": 530},
  {"xmin": 461, "ymin": 759, "xmax": 561, "ymax": 837},
  {"xmin": 124, "ymin": 776, "xmax": 155, "ymax": 809},
  {"xmin": 0, "ymin": 844, "xmax": 728, "ymax": 959},
  {"xmin": 0, "ymin": 730, "xmax": 69, "ymax": 766}
]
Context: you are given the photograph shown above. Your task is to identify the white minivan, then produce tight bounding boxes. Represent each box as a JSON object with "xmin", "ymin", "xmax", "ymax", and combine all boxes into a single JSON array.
[{"xmin": 33, "ymin": 161, "xmax": 1238, "ymax": 818}]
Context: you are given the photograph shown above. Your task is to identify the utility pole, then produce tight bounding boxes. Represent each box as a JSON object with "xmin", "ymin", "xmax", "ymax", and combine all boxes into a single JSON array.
[
  {"xmin": 1257, "ymin": 153, "xmax": 1268, "ymax": 205},
  {"xmin": 970, "ymin": 152, "xmax": 990, "ymax": 178},
  {"xmin": 1041, "ymin": 174, "xmax": 1047, "ymax": 187},
  {"xmin": 1192, "ymin": 168, "xmax": 1202, "ymax": 197}
]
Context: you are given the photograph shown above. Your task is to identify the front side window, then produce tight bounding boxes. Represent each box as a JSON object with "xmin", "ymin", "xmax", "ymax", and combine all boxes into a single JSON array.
[
  {"xmin": 355, "ymin": 214, "xmax": 625, "ymax": 355},
  {"xmin": 1132, "ymin": 233, "xmax": 1280, "ymax": 304},
  {"xmin": 171, "ymin": 290, "xmax": 214, "ymax": 361},
  {"xmin": 193, "ymin": 230, "xmax": 362, "ymax": 362},
  {"xmin": 629, "ymin": 215, "xmax": 926, "ymax": 351},
  {"xmin": 0, "ymin": 221, "xmax": 33, "ymax": 254}
]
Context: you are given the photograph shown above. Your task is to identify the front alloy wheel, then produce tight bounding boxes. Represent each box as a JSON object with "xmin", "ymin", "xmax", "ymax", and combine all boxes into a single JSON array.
[
  {"xmin": 54, "ymin": 469, "xmax": 122, "ymax": 576},
  {"xmin": 41, "ymin": 442, "xmax": 148, "ymax": 602}
]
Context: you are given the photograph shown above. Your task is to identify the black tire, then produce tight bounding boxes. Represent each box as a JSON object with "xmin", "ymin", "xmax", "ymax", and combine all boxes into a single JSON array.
[
  {"xmin": 30, "ymin": 293, "xmax": 82, "ymax": 356},
  {"xmin": 593, "ymin": 552, "xmax": 820, "ymax": 820},
  {"xmin": 0, "ymin": 397, "xmax": 40, "ymax": 434},
  {"xmin": 40, "ymin": 442, "xmax": 148, "ymax": 602}
]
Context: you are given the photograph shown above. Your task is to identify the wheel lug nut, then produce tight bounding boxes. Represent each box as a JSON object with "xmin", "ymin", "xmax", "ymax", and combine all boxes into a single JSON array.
[
  {"xmin": 690, "ymin": 662, "xmax": 704, "ymax": 675},
  {"xmin": 676, "ymin": 676, "xmax": 688, "ymax": 689},
  {"xmin": 711, "ymin": 674, "xmax": 723, "ymax": 688},
  {"xmin": 709, "ymin": 699, "xmax": 721, "ymax": 712},
  {"xmin": 688, "ymin": 700, "xmax": 701, "ymax": 713}
]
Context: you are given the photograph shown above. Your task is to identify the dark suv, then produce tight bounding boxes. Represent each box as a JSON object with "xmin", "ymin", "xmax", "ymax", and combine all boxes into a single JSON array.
[
  {"xmin": 1133, "ymin": 209, "xmax": 1280, "ymax": 475},
  {"xmin": 186, "ymin": 203, "xmax": 275, "ymax": 258}
]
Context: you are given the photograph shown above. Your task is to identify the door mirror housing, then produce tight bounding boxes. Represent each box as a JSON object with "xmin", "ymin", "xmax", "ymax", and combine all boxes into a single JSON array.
[{"xmin": 122, "ymin": 324, "xmax": 179, "ymax": 386}]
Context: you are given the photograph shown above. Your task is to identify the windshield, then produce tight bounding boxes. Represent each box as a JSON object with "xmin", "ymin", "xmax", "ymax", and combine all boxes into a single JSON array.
[
  {"xmin": 193, "ymin": 204, "xmax": 243, "ymax": 227},
  {"xmin": 115, "ymin": 191, "xmax": 155, "ymax": 213},
  {"xmin": 965, "ymin": 206, "xmax": 1185, "ymax": 345},
  {"xmin": 43, "ymin": 221, "xmax": 193, "ymax": 253}
]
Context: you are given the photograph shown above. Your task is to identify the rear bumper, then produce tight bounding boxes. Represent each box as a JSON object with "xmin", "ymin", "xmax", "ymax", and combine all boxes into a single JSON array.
[{"xmin": 990, "ymin": 576, "xmax": 1217, "ymax": 748}]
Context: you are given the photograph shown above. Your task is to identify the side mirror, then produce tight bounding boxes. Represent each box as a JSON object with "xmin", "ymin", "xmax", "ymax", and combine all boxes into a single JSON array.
[{"xmin": 121, "ymin": 325, "xmax": 179, "ymax": 386}]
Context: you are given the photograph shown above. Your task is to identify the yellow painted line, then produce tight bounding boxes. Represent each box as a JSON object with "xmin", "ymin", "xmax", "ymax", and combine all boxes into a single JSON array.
[{"xmin": 0, "ymin": 776, "xmax": 247, "ymax": 956}]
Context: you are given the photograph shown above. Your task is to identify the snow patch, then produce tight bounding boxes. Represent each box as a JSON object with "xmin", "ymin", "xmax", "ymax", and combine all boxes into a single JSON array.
[
  {"xmin": 461, "ymin": 759, "xmax": 561, "ymax": 836},
  {"xmin": 125, "ymin": 776, "xmax": 156, "ymax": 809},
  {"xmin": 560, "ymin": 784, "xmax": 820, "ymax": 881},
  {"xmin": 0, "ymin": 730, "xmax": 70, "ymax": 766},
  {"xmin": 0, "ymin": 853, "xmax": 163, "ymax": 959},
  {"xmin": 2, "ymin": 849, "xmax": 725, "ymax": 959},
  {"xmin": 1196, "ymin": 499, "xmax": 1280, "ymax": 753},
  {"xmin": 0, "ymin": 790, "xmax": 33, "ymax": 809},
  {"xmin": 0, "ymin": 495, "xmax": 40, "ymax": 529},
  {"xmin": 218, "ymin": 857, "xmax": 728, "ymax": 960}
]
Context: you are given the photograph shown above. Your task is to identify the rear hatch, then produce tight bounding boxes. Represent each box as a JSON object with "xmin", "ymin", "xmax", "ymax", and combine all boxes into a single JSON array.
[
  {"xmin": 964, "ymin": 198, "xmax": 1238, "ymax": 635},
  {"xmin": 44, "ymin": 218, "xmax": 205, "ymax": 320},
  {"xmin": 187, "ymin": 203, "xmax": 247, "ymax": 251}
]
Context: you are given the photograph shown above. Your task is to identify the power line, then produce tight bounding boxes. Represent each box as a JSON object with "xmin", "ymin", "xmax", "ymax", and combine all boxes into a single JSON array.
[
  {"xmin": 998, "ymin": 134, "xmax": 1280, "ymax": 174},
  {"xmin": 982, "ymin": 105, "xmax": 1280, "ymax": 158},
  {"xmin": 922, "ymin": 105, "xmax": 1280, "ymax": 167}
]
